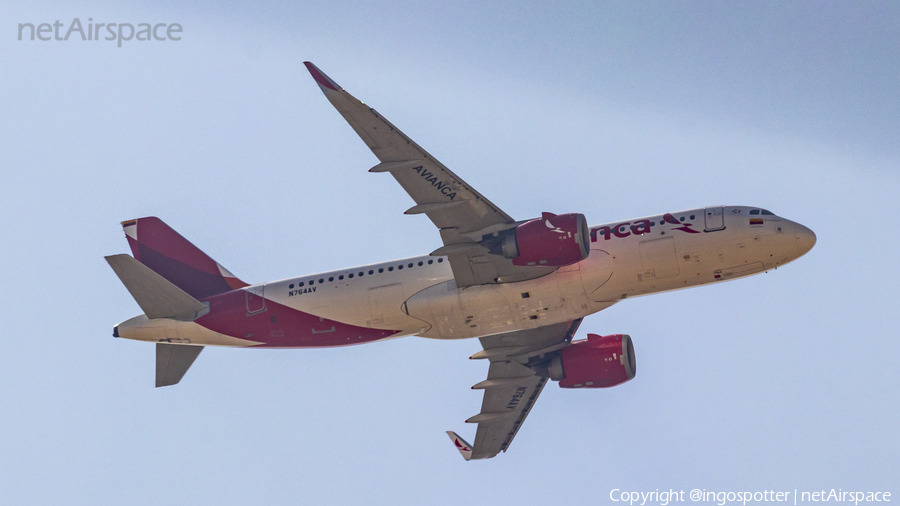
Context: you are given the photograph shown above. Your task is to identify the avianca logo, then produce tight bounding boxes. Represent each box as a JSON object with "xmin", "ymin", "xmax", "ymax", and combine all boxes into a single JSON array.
[
  {"xmin": 453, "ymin": 438, "xmax": 471, "ymax": 452},
  {"xmin": 661, "ymin": 213, "xmax": 700, "ymax": 234},
  {"xmin": 591, "ymin": 213, "xmax": 700, "ymax": 242},
  {"xmin": 411, "ymin": 166, "xmax": 457, "ymax": 200},
  {"xmin": 545, "ymin": 219, "xmax": 565, "ymax": 234}
]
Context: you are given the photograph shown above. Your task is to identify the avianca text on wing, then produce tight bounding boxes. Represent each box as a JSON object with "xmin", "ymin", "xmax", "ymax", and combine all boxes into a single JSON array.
[{"xmin": 18, "ymin": 18, "xmax": 182, "ymax": 47}]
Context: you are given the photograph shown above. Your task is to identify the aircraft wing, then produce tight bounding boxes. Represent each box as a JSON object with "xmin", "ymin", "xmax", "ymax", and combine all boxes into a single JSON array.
[
  {"xmin": 304, "ymin": 62, "xmax": 554, "ymax": 287},
  {"xmin": 451, "ymin": 319, "xmax": 582, "ymax": 460}
]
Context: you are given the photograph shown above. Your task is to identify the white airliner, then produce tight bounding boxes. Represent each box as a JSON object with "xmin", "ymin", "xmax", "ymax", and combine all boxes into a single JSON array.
[{"xmin": 106, "ymin": 62, "xmax": 816, "ymax": 460}]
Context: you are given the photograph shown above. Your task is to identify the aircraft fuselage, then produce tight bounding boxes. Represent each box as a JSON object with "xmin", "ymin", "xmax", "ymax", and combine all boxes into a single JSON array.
[{"xmin": 114, "ymin": 205, "xmax": 816, "ymax": 348}]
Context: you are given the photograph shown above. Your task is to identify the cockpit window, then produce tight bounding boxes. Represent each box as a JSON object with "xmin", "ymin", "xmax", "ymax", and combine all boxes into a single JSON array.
[
  {"xmin": 750, "ymin": 210, "xmax": 760, "ymax": 215},
  {"xmin": 761, "ymin": 210, "xmax": 774, "ymax": 215}
]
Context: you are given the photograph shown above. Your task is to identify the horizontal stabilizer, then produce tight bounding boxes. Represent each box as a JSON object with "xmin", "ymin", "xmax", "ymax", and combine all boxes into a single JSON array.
[
  {"xmin": 446, "ymin": 431, "xmax": 473, "ymax": 461},
  {"xmin": 106, "ymin": 254, "xmax": 208, "ymax": 319},
  {"xmin": 156, "ymin": 343, "xmax": 203, "ymax": 387}
]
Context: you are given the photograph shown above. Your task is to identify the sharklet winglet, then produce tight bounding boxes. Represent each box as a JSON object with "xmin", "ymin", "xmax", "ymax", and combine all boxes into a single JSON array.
[
  {"xmin": 303, "ymin": 61, "xmax": 342, "ymax": 92},
  {"xmin": 446, "ymin": 431, "xmax": 474, "ymax": 461}
]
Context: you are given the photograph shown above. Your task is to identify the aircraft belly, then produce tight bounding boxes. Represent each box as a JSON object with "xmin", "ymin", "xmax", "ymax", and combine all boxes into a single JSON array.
[
  {"xmin": 115, "ymin": 315, "xmax": 261, "ymax": 347},
  {"xmin": 264, "ymin": 276, "xmax": 435, "ymax": 338},
  {"xmin": 555, "ymin": 263, "xmax": 591, "ymax": 317},
  {"xmin": 406, "ymin": 270, "xmax": 590, "ymax": 340}
]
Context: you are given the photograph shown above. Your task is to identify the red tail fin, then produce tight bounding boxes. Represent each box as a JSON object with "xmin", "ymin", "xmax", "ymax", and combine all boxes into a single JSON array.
[{"xmin": 121, "ymin": 217, "xmax": 248, "ymax": 299}]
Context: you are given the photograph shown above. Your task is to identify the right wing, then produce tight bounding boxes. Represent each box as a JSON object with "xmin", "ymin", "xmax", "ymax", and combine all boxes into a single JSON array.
[
  {"xmin": 304, "ymin": 62, "xmax": 555, "ymax": 287},
  {"xmin": 451, "ymin": 319, "xmax": 583, "ymax": 460}
]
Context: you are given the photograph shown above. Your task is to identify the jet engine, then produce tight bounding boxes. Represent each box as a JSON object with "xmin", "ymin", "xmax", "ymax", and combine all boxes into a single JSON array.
[
  {"xmin": 548, "ymin": 334, "xmax": 636, "ymax": 388},
  {"xmin": 498, "ymin": 212, "xmax": 590, "ymax": 267}
]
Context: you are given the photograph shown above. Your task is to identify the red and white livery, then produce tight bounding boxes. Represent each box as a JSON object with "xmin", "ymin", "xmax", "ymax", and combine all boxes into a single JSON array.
[{"xmin": 107, "ymin": 63, "xmax": 816, "ymax": 460}]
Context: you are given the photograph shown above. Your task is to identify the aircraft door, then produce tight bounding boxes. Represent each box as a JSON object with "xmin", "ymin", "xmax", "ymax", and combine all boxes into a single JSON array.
[
  {"xmin": 246, "ymin": 284, "xmax": 266, "ymax": 314},
  {"xmin": 704, "ymin": 206, "xmax": 725, "ymax": 232}
]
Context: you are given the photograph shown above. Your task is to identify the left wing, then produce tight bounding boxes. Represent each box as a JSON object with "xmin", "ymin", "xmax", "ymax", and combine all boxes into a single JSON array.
[
  {"xmin": 304, "ymin": 62, "xmax": 554, "ymax": 287},
  {"xmin": 452, "ymin": 320, "xmax": 582, "ymax": 460}
]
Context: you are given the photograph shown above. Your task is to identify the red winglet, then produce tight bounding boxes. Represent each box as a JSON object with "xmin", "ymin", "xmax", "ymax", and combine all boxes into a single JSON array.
[{"xmin": 303, "ymin": 61, "xmax": 341, "ymax": 91}]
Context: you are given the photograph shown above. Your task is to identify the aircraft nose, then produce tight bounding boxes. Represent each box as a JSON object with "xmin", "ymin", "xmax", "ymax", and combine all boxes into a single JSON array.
[{"xmin": 794, "ymin": 223, "xmax": 816, "ymax": 257}]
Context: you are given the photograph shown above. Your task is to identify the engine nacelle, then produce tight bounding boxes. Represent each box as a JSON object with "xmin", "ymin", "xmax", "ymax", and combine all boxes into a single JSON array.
[
  {"xmin": 500, "ymin": 212, "xmax": 590, "ymax": 267},
  {"xmin": 548, "ymin": 334, "xmax": 636, "ymax": 388}
]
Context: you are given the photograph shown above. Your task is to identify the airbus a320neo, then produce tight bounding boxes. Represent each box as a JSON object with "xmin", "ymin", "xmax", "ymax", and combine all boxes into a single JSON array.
[{"xmin": 107, "ymin": 62, "xmax": 816, "ymax": 460}]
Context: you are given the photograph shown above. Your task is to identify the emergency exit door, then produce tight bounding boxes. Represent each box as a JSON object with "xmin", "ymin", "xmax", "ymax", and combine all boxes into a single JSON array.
[{"xmin": 704, "ymin": 206, "xmax": 725, "ymax": 232}]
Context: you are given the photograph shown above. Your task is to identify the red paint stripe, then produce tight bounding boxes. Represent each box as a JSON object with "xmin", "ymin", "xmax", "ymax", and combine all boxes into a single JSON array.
[{"xmin": 196, "ymin": 290, "xmax": 400, "ymax": 348}]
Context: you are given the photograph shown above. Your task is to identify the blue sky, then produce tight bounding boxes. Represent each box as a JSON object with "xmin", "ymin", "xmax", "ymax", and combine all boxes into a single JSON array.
[{"xmin": 1, "ymin": 2, "xmax": 898, "ymax": 505}]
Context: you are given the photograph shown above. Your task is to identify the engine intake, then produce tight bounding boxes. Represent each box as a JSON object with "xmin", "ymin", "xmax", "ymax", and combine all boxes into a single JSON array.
[
  {"xmin": 548, "ymin": 334, "xmax": 636, "ymax": 388},
  {"xmin": 500, "ymin": 212, "xmax": 589, "ymax": 267}
]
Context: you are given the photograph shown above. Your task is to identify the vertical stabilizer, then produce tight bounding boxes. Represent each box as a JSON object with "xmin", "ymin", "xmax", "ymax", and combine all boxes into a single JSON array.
[{"xmin": 121, "ymin": 217, "xmax": 248, "ymax": 299}]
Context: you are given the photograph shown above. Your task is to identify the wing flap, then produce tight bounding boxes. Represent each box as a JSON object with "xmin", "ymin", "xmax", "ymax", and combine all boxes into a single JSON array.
[{"xmin": 478, "ymin": 320, "xmax": 582, "ymax": 357}]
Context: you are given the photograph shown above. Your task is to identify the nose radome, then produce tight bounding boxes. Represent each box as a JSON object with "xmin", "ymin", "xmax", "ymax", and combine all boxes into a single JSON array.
[{"xmin": 795, "ymin": 223, "xmax": 816, "ymax": 257}]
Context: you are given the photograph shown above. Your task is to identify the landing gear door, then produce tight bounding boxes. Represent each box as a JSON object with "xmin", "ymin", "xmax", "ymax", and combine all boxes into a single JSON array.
[
  {"xmin": 246, "ymin": 284, "xmax": 266, "ymax": 314},
  {"xmin": 704, "ymin": 206, "xmax": 725, "ymax": 232},
  {"xmin": 368, "ymin": 284, "xmax": 407, "ymax": 326}
]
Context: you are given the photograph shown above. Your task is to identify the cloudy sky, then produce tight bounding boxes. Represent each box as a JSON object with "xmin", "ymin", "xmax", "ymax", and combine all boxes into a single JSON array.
[{"xmin": 1, "ymin": 1, "xmax": 897, "ymax": 505}]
